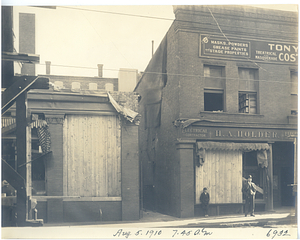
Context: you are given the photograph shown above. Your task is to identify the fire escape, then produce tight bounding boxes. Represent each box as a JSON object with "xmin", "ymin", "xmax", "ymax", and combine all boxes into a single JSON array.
[{"xmin": 2, "ymin": 6, "xmax": 49, "ymax": 226}]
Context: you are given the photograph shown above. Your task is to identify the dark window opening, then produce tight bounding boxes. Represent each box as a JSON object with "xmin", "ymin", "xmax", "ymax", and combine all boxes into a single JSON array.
[
  {"xmin": 204, "ymin": 91, "xmax": 224, "ymax": 111},
  {"xmin": 31, "ymin": 129, "xmax": 46, "ymax": 196},
  {"xmin": 1, "ymin": 139, "xmax": 16, "ymax": 170}
]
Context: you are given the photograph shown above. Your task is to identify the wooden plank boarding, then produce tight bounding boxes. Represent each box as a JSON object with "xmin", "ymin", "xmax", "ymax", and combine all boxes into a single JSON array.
[
  {"xmin": 211, "ymin": 151, "xmax": 216, "ymax": 204},
  {"xmin": 63, "ymin": 115, "xmax": 121, "ymax": 197},
  {"xmin": 231, "ymin": 151, "xmax": 237, "ymax": 203},
  {"xmin": 195, "ymin": 149, "xmax": 244, "ymax": 204},
  {"xmin": 215, "ymin": 150, "xmax": 219, "ymax": 203},
  {"xmin": 226, "ymin": 151, "xmax": 232, "ymax": 203}
]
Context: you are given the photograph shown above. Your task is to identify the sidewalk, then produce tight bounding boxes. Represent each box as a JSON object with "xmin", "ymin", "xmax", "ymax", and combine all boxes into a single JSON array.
[
  {"xmin": 43, "ymin": 207, "xmax": 297, "ymax": 228},
  {"xmin": 2, "ymin": 208, "xmax": 297, "ymax": 239}
]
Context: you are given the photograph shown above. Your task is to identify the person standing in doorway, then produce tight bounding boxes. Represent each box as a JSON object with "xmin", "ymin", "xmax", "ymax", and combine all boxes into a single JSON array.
[
  {"xmin": 200, "ymin": 187, "xmax": 210, "ymax": 217},
  {"xmin": 242, "ymin": 175, "xmax": 256, "ymax": 217}
]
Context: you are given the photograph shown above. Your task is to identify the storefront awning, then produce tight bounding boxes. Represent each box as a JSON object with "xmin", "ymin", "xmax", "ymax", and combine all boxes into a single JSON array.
[{"xmin": 197, "ymin": 141, "xmax": 270, "ymax": 151}]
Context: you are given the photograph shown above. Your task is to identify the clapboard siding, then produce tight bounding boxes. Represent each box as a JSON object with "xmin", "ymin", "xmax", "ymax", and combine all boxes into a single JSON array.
[
  {"xmin": 195, "ymin": 150, "xmax": 243, "ymax": 204},
  {"xmin": 63, "ymin": 115, "xmax": 121, "ymax": 197}
]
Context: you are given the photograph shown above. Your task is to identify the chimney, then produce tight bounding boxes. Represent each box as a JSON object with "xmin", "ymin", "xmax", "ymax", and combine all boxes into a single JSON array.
[
  {"xmin": 19, "ymin": 13, "xmax": 35, "ymax": 75},
  {"xmin": 45, "ymin": 61, "xmax": 51, "ymax": 75},
  {"xmin": 97, "ymin": 64, "xmax": 103, "ymax": 78}
]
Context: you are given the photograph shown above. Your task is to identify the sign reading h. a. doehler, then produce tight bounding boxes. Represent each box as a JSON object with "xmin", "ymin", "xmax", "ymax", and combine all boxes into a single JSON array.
[{"xmin": 200, "ymin": 34, "xmax": 298, "ymax": 64}]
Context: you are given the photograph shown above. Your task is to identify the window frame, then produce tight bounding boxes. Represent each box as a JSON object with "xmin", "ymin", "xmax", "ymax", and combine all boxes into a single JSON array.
[
  {"xmin": 203, "ymin": 64, "xmax": 226, "ymax": 112},
  {"xmin": 204, "ymin": 88, "xmax": 225, "ymax": 112},
  {"xmin": 238, "ymin": 91, "xmax": 257, "ymax": 114},
  {"xmin": 290, "ymin": 70, "xmax": 298, "ymax": 115}
]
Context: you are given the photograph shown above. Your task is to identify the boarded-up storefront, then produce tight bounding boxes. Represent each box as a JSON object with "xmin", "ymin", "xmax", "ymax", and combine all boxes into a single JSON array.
[
  {"xmin": 63, "ymin": 115, "xmax": 121, "ymax": 197},
  {"xmin": 2, "ymin": 90, "xmax": 140, "ymax": 223},
  {"xmin": 195, "ymin": 147, "xmax": 243, "ymax": 205},
  {"xmin": 194, "ymin": 142, "xmax": 270, "ymax": 215}
]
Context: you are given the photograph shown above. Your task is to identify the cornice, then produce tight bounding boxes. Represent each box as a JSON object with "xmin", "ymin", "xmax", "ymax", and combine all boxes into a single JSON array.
[{"xmin": 173, "ymin": 5, "xmax": 298, "ymax": 24}]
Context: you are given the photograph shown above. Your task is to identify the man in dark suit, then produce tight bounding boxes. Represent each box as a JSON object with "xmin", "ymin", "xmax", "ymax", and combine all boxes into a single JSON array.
[
  {"xmin": 200, "ymin": 187, "xmax": 210, "ymax": 217},
  {"xmin": 242, "ymin": 175, "xmax": 256, "ymax": 217}
]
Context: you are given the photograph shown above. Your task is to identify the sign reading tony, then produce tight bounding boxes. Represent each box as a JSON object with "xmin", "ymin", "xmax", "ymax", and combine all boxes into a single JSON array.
[{"xmin": 200, "ymin": 34, "xmax": 298, "ymax": 64}]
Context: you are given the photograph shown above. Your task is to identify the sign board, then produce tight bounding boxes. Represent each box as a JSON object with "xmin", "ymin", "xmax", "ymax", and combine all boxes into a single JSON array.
[
  {"xmin": 200, "ymin": 34, "xmax": 298, "ymax": 64},
  {"xmin": 181, "ymin": 126, "xmax": 297, "ymax": 141}
]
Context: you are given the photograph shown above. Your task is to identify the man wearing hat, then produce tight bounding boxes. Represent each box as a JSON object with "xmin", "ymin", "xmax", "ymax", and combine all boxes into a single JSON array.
[
  {"xmin": 242, "ymin": 175, "xmax": 256, "ymax": 217},
  {"xmin": 200, "ymin": 187, "xmax": 210, "ymax": 217}
]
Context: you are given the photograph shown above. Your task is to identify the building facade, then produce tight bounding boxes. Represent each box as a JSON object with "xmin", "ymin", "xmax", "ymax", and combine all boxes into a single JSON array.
[
  {"xmin": 2, "ymin": 7, "xmax": 141, "ymax": 225},
  {"xmin": 2, "ymin": 86, "xmax": 140, "ymax": 224},
  {"xmin": 135, "ymin": 5, "xmax": 298, "ymax": 218}
]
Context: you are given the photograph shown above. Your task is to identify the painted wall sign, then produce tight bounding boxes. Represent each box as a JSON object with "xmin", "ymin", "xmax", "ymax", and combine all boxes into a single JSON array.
[
  {"xmin": 200, "ymin": 34, "xmax": 298, "ymax": 64},
  {"xmin": 181, "ymin": 126, "xmax": 297, "ymax": 141}
]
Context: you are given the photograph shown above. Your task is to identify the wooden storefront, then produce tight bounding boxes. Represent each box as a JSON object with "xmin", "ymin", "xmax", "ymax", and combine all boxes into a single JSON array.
[
  {"xmin": 2, "ymin": 90, "xmax": 140, "ymax": 224},
  {"xmin": 175, "ymin": 121, "xmax": 297, "ymax": 217}
]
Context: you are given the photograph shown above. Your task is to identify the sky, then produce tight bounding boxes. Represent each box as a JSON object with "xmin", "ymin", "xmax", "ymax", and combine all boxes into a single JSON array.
[{"xmin": 3, "ymin": 2, "xmax": 299, "ymax": 78}]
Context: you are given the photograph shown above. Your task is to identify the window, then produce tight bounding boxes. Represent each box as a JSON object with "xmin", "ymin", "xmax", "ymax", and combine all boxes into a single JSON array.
[
  {"xmin": 204, "ymin": 90, "xmax": 224, "ymax": 111},
  {"xmin": 290, "ymin": 71, "xmax": 298, "ymax": 115},
  {"xmin": 204, "ymin": 65, "xmax": 225, "ymax": 112},
  {"xmin": 31, "ymin": 135, "xmax": 46, "ymax": 195},
  {"xmin": 239, "ymin": 92, "xmax": 257, "ymax": 114},
  {"xmin": 238, "ymin": 68, "xmax": 258, "ymax": 114}
]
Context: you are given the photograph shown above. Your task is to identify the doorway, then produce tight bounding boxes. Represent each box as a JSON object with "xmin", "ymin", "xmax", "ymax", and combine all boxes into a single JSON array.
[
  {"xmin": 273, "ymin": 142, "xmax": 295, "ymax": 207},
  {"xmin": 280, "ymin": 167, "xmax": 294, "ymax": 206}
]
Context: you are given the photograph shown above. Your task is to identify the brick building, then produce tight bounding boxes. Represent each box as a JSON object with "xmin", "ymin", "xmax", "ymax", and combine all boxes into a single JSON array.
[{"xmin": 135, "ymin": 5, "xmax": 298, "ymax": 218}]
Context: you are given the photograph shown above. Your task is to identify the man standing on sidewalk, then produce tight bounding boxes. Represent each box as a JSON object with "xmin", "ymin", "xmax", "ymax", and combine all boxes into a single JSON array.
[
  {"xmin": 242, "ymin": 175, "xmax": 256, "ymax": 217},
  {"xmin": 200, "ymin": 187, "xmax": 210, "ymax": 217}
]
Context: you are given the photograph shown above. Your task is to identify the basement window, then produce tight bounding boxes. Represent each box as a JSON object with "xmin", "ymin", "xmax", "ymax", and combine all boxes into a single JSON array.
[{"xmin": 204, "ymin": 89, "xmax": 224, "ymax": 112}]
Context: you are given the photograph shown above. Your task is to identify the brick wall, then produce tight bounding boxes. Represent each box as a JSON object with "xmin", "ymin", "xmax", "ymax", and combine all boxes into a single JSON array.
[
  {"xmin": 121, "ymin": 122, "xmax": 140, "ymax": 220},
  {"xmin": 45, "ymin": 115, "xmax": 64, "ymax": 196},
  {"xmin": 173, "ymin": 5, "xmax": 298, "ymax": 124}
]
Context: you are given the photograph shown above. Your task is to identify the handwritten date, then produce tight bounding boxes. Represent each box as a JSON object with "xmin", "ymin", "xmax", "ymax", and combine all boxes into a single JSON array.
[{"xmin": 113, "ymin": 228, "xmax": 212, "ymax": 238}]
